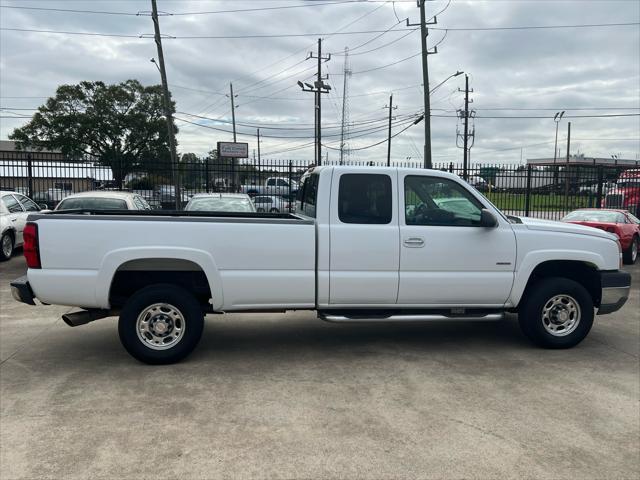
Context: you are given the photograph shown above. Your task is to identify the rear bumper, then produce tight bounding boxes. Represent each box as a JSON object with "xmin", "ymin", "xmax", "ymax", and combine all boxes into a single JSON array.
[
  {"xmin": 598, "ymin": 270, "xmax": 631, "ymax": 315},
  {"xmin": 10, "ymin": 276, "xmax": 36, "ymax": 305}
]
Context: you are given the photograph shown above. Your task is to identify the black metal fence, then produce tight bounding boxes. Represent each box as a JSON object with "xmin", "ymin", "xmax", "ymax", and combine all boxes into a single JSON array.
[{"xmin": 1, "ymin": 152, "xmax": 639, "ymax": 220}]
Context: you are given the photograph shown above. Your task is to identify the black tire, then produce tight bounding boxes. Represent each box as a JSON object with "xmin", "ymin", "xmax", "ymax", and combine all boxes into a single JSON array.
[
  {"xmin": 257, "ymin": 207, "xmax": 265, "ymax": 213},
  {"xmin": 623, "ymin": 235, "xmax": 639, "ymax": 265},
  {"xmin": 270, "ymin": 208, "xmax": 279, "ymax": 213},
  {"xmin": 0, "ymin": 232, "xmax": 14, "ymax": 261},
  {"xmin": 118, "ymin": 284, "xmax": 204, "ymax": 364},
  {"xmin": 518, "ymin": 277, "xmax": 594, "ymax": 349}
]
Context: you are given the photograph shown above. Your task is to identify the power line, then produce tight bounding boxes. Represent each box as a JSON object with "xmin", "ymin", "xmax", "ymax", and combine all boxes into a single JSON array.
[
  {"xmin": 5, "ymin": 22, "xmax": 635, "ymax": 39},
  {"xmin": 0, "ymin": 1, "xmax": 377, "ymax": 17},
  {"xmin": 430, "ymin": 22, "xmax": 640, "ymax": 31}
]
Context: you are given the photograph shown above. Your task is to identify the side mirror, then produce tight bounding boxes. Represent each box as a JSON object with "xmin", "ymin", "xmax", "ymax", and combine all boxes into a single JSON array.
[{"xmin": 480, "ymin": 209, "xmax": 498, "ymax": 228}]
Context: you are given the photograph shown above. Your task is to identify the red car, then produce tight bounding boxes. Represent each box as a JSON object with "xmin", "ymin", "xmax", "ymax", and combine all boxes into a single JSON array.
[{"xmin": 562, "ymin": 209, "xmax": 640, "ymax": 264}]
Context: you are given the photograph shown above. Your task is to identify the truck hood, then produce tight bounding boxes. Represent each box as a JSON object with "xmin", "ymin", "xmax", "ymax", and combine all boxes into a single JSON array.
[{"xmin": 518, "ymin": 217, "xmax": 617, "ymax": 241}]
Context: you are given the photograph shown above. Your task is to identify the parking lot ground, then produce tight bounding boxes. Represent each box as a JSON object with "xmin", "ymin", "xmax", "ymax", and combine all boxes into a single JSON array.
[{"xmin": 1, "ymin": 254, "xmax": 639, "ymax": 480}]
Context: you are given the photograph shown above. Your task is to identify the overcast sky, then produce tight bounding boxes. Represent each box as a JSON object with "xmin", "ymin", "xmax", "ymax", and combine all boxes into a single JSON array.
[{"xmin": 1, "ymin": 0, "xmax": 638, "ymax": 165}]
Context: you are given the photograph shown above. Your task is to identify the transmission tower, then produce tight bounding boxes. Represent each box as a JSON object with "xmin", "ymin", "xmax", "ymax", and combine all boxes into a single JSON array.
[{"xmin": 339, "ymin": 47, "xmax": 352, "ymax": 164}]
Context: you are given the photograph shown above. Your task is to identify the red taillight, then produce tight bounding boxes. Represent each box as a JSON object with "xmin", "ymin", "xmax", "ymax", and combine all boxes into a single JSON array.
[{"xmin": 23, "ymin": 222, "xmax": 41, "ymax": 269}]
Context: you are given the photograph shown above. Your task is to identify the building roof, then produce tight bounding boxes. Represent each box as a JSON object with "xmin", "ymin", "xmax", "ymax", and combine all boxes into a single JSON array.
[
  {"xmin": 0, "ymin": 159, "xmax": 113, "ymax": 180},
  {"xmin": 0, "ymin": 140, "xmax": 62, "ymax": 154},
  {"xmin": 527, "ymin": 156, "xmax": 640, "ymax": 167}
]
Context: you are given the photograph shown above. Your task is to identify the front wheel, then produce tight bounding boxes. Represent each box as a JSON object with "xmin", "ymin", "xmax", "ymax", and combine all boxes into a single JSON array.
[
  {"xmin": 518, "ymin": 277, "xmax": 594, "ymax": 349},
  {"xmin": 118, "ymin": 284, "xmax": 204, "ymax": 364},
  {"xmin": 622, "ymin": 235, "xmax": 638, "ymax": 265}
]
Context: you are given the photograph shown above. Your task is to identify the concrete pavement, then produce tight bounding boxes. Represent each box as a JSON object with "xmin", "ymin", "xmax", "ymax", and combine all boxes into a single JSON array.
[{"xmin": 1, "ymin": 254, "xmax": 638, "ymax": 479}]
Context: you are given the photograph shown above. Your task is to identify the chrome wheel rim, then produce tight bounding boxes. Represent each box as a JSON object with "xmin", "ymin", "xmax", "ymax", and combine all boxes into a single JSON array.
[
  {"xmin": 136, "ymin": 303, "xmax": 185, "ymax": 350},
  {"xmin": 542, "ymin": 294, "xmax": 581, "ymax": 337},
  {"xmin": 2, "ymin": 235, "xmax": 12, "ymax": 257},
  {"xmin": 632, "ymin": 240, "xmax": 638, "ymax": 262}
]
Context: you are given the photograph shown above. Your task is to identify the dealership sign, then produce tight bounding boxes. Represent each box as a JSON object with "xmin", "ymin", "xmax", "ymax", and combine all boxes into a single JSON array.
[{"xmin": 217, "ymin": 142, "xmax": 249, "ymax": 158}]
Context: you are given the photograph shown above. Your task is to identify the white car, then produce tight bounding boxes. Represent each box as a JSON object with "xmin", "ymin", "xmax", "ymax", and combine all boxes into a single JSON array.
[
  {"xmin": 55, "ymin": 191, "xmax": 152, "ymax": 211},
  {"xmin": 253, "ymin": 195, "xmax": 290, "ymax": 213},
  {"xmin": 1, "ymin": 191, "xmax": 44, "ymax": 260},
  {"xmin": 185, "ymin": 193, "xmax": 256, "ymax": 213}
]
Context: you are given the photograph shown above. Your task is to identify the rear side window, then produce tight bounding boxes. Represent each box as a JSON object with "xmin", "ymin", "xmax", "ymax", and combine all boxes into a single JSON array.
[
  {"xmin": 338, "ymin": 174, "xmax": 392, "ymax": 224},
  {"xmin": 296, "ymin": 173, "xmax": 319, "ymax": 218},
  {"xmin": 2, "ymin": 195, "xmax": 23, "ymax": 213}
]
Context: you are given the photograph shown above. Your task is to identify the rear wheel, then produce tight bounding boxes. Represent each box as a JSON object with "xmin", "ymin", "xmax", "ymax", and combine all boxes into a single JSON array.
[
  {"xmin": 623, "ymin": 235, "xmax": 638, "ymax": 265},
  {"xmin": 0, "ymin": 232, "xmax": 14, "ymax": 261},
  {"xmin": 518, "ymin": 277, "xmax": 594, "ymax": 349},
  {"xmin": 270, "ymin": 208, "xmax": 279, "ymax": 213},
  {"xmin": 118, "ymin": 284, "xmax": 204, "ymax": 364}
]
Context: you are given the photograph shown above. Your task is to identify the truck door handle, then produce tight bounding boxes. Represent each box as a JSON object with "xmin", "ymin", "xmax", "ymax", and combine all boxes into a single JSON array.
[{"xmin": 403, "ymin": 237, "xmax": 425, "ymax": 248}]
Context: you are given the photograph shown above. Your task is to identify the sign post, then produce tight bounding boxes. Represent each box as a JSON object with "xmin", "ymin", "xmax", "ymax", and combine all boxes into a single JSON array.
[{"xmin": 217, "ymin": 142, "xmax": 249, "ymax": 192}]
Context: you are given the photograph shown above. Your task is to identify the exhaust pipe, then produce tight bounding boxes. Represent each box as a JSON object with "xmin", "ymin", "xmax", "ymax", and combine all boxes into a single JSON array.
[{"xmin": 62, "ymin": 309, "xmax": 113, "ymax": 327}]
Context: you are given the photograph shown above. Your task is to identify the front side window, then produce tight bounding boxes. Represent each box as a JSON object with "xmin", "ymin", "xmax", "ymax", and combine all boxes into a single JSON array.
[
  {"xmin": 276, "ymin": 179, "xmax": 288, "ymax": 187},
  {"xmin": 338, "ymin": 174, "xmax": 392, "ymax": 224},
  {"xmin": 405, "ymin": 176, "xmax": 483, "ymax": 226},
  {"xmin": 266, "ymin": 179, "xmax": 276, "ymax": 186}
]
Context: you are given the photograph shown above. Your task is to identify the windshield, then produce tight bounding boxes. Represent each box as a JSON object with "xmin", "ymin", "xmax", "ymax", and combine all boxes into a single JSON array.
[
  {"xmin": 56, "ymin": 197, "xmax": 128, "ymax": 210},
  {"xmin": 186, "ymin": 196, "xmax": 255, "ymax": 212},
  {"xmin": 563, "ymin": 210, "xmax": 624, "ymax": 223}
]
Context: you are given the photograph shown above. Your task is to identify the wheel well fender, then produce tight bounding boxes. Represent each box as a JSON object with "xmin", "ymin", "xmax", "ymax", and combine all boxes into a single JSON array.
[
  {"xmin": 511, "ymin": 258, "xmax": 602, "ymax": 307},
  {"xmin": 97, "ymin": 247, "xmax": 223, "ymax": 310}
]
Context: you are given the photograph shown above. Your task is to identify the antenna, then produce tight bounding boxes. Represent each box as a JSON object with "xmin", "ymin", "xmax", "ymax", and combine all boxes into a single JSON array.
[{"xmin": 339, "ymin": 47, "xmax": 352, "ymax": 165}]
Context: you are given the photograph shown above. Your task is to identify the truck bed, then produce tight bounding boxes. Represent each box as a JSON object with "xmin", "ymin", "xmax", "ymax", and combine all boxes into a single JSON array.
[{"xmin": 27, "ymin": 210, "xmax": 316, "ymax": 311}]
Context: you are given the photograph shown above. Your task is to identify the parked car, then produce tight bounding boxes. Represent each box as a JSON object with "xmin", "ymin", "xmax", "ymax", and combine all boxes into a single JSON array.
[
  {"xmin": 185, "ymin": 193, "xmax": 256, "ymax": 213},
  {"xmin": 241, "ymin": 177, "xmax": 299, "ymax": 197},
  {"xmin": 31, "ymin": 188, "xmax": 70, "ymax": 209},
  {"xmin": 603, "ymin": 169, "xmax": 640, "ymax": 215},
  {"xmin": 1, "ymin": 191, "xmax": 45, "ymax": 260},
  {"xmin": 252, "ymin": 195, "xmax": 291, "ymax": 213},
  {"xmin": 11, "ymin": 167, "xmax": 631, "ymax": 364},
  {"xmin": 154, "ymin": 185, "xmax": 191, "ymax": 209},
  {"xmin": 55, "ymin": 191, "xmax": 152, "ymax": 211},
  {"xmin": 562, "ymin": 208, "xmax": 639, "ymax": 264}
]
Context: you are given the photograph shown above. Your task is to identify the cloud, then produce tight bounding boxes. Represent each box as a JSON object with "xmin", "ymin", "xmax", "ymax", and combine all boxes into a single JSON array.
[{"xmin": 1, "ymin": 0, "xmax": 638, "ymax": 164}]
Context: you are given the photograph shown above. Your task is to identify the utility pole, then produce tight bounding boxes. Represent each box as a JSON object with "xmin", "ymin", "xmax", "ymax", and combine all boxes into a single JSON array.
[
  {"xmin": 408, "ymin": 1, "xmax": 437, "ymax": 169},
  {"xmin": 385, "ymin": 94, "xmax": 398, "ymax": 166},
  {"xmin": 151, "ymin": 0, "xmax": 180, "ymax": 209},
  {"xmin": 456, "ymin": 75, "xmax": 475, "ymax": 180},
  {"xmin": 564, "ymin": 121, "xmax": 572, "ymax": 199},
  {"xmin": 225, "ymin": 82, "xmax": 239, "ymax": 190},
  {"xmin": 297, "ymin": 39, "xmax": 330, "ymax": 166},
  {"xmin": 229, "ymin": 83, "xmax": 237, "ymax": 142},
  {"xmin": 257, "ymin": 128, "xmax": 261, "ymax": 172}
]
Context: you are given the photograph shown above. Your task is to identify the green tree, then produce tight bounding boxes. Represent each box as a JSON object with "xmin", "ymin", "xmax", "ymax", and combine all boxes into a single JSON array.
[{"xmin": 9, "ymin": 79, "xmax": 177, "ymax": 187}]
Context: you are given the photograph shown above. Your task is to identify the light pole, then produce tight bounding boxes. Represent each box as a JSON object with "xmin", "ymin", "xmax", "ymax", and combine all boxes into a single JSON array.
[
  {"xmin": 430, "ymin": 70, "xmax": 464, "ymax": 96},
  {"xmin": 553, "ymin": 111, "xmax": 565, "ymax": 163}
]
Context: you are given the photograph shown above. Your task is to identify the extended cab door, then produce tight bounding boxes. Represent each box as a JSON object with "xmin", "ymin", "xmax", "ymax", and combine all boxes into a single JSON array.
[
  {"xmin": 398, "ymin": 172, "xmax": 516, "ymax": 306},
  {"xmin": 329, "ymin": 169, "xmax": 399, "ymax": 305}
]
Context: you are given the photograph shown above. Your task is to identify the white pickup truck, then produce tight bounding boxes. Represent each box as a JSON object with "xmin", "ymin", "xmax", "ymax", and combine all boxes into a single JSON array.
[
  {"xmin": 241, "ymin": 177, "xmax": 298, "ymax": 197},
  {"xmin": 11, "ymin": 166, "xmax": 631, "ymax": 364}
]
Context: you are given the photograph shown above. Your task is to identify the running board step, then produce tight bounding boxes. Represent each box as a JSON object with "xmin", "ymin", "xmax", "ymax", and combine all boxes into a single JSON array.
[{"xmin": 319, "ymin": 313, "xmax": 504, "ymax": 323}]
